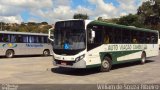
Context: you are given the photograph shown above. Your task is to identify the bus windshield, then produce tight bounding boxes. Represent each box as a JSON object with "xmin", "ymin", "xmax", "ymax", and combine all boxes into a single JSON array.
[{"xmin": 53, "ymin": 20, "xmax": 86, "ymax": 50}]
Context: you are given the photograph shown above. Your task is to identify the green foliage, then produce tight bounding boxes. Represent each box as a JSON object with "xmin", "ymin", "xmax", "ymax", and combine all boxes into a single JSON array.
[
  {"xmin": 137, "ymin": 0, "xmax": 160, "ymax": 25},
  {"xmin": 117, "ymin": 14, "xmax": 138, "ymax": 26},
  {"xmin": 0, "ymin": 22, "xmax": 52, "ymax": 33},
  {"xmin": 73, "ymin": 13, "xmax": 89, "ymax": 19},
  {"xmin": 97, "ymin": 17, "xmax": 119, "ymax": 24},
  {"xmin": 1, "ymin": 0, "xmax": 160, "ymax": 34},
  {"xmin": 41, "ymin": 22, "xmax": 48, "ymax": 25},
  {"xmin": 97, "ymin": 17, "xmax": 103, "ymax": 21},
  {"xmin": 117, "ymin": 0, "xmax": 160, "ymax": 34},
  {"xmin": 109, "ymin": 18, "xmax": 119, "ymax": 23}
]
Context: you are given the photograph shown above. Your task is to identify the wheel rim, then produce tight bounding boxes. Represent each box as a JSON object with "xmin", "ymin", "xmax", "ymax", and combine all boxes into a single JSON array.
[
  {"xmin": 102, "ymin": 60, "xmax": 109, "ymax": 68},
  {"xmin": 142, "ymin": 55, "xmax": 145, "ymax": 63},
  {"xmin": 7, "ymin": 51, "xmax": 13, "ymax": 57},
  {"xmin": 44, "ymin": 51, "xmax": 48, "ymax": 55}
]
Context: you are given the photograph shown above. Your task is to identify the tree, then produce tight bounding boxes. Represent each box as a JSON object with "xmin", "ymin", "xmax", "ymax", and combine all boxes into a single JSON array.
[
  {"xmin": 28, "ymin": 22, "xmax": 36, "ymax": 26},
  {"xmin": 97, "ymin": 17, "xmax": 103, "ymax": 21},
  {"xmin": 137, "ymin": 0, "xmax": 160, "ymax": 26},
  {"xmin": 73, "ymin": 13, "xmax": 89, "ymax": 19},
  {"xmin": 41, "ymin": 22, "xmax": 48, "ymax": 25},
  {"xmin": 117, "ymin": 0, "xmax": 160, "ymax": 32},
  {"xmin": 117, "ymin": 14, "xmax": 143, "ymax": 27}
]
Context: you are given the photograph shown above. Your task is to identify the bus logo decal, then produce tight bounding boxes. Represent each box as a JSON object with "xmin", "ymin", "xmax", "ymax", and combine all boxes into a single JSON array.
[
  {"xmin": 26, "ymin": 44, "xmax": 43, "ymax": 48},
  {"xmin": 64, "ymin": 43, "xmax": 70, "ymax": 50},
  {"xmin": 2, "ymin": 43, "xmax": 17, "ymax": 48}
]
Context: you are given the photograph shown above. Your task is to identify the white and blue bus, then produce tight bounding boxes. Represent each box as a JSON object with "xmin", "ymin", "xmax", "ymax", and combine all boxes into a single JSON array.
[
  {"xmin": 0, "ymin": 31, "xmax": 52, "ymax": 58},
  {"xmin": 48, "ymin": 20, "xmax": 159, "ymax": 72},
  {"xmin": 158, "ymin": 39, "xmax": 160, "ymax": 50}
]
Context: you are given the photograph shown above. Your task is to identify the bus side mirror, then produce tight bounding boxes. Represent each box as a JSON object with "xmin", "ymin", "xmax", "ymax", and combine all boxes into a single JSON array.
[
  {"xmin": 92, "ymin": 30, "xmax": 95, "ymax": 38},
  {"xmin": 48, "ymin": 28, "xmax": 54, "ymax": 42},
  {"xmin": 90, "ymin": 29, "xmax": 95, "ymax": 43}
]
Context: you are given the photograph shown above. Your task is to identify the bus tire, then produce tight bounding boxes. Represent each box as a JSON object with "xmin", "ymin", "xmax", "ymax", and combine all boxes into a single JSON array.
[
  {"xmin": 141, "ymin": 52, "xmax": 146, "ymax": 64},
  {"xmin": 100, "ymin": 56, "xmax": 112, "ymax": 72},
  {"xmin": 43, "ymin": 50, "xmax": 50, "ymax": 56},
  {"xmin": 5, "ymin": 50, "xmax": 14, "ymax": 58}
]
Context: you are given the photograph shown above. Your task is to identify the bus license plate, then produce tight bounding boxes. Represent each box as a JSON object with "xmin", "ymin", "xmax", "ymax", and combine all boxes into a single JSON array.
[{"xmin": 61, "ymin": 61, "xmax": 66, "ymax": 65}]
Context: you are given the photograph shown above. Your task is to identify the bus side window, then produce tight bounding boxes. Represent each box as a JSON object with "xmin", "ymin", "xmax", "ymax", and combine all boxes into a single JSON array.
[
  {"xmin": 44, "ymin": 36, "xmax": 48, "ymax": 43},
  {"xmin": 3, "ymin": 34, "xmax": 10, "ymax": 42},
  {"xmin": 114, "ymin": 28, "xmax": 122, "ymax": 43},
  {"xmin": 154, "ymin": 33, "xmax": 158, "ymax": 44},
  {"xmin": 109, "ymin": 28, "xmax": 115, "ymax": 43},
  {"xmin": 151, "ymin": 33, "xmax": 158, "ymax": 44},
  {"xmin": 23, "ymin": 35, "xmax": 28, "ymax": 43},
  {"xmin": 34, "ymin": 36, "xmax": 39, "ymax": 43},
  {"xmin": 17, "ymin": 35, "xmax": 22, "ymax": 43},
  {"xmin": 146, "ymin": 33, "xmax": 151, "ymax": 44},
  {"xmin": 139, "ymin": 32, "xmax": 145, "ymax": 44},
  {"xmin": 0, "ymin": 34, "xmax": 3, "ymax": 42},
  {"xmin": 104, "ymin": 33, "xmax": 109, "ymax": 44},
  {"xmin": 132, "ymin": 38, "xmax": 138, "ymax": 44},
  {"xmin": 41, "ymin": 36, "xmax": 44, "ymax": 43},
  {"xmin": 122, "ymin": 29, "xmax": 131, "ymax": 44},
  {"xmin": 11, "ymin": 34, "xmax": 17, "ymax": 43},
  {"xmin": 103, "ymin": 27, "xmax": 108, "ymax": 44},
  {"xmin": 94, "ymin": 30, "xmax": 102, "ymax": 44},
  {"xmin": 131, "ymin": 30, "xmax": 139, "ymax": 44},
  {"xmin": 29, "ymin": 36, "xmax": 35, "ymax": 43},
  {"xmin": 38, "ymin": 36, "xmax": 42, "ymax": 43}
]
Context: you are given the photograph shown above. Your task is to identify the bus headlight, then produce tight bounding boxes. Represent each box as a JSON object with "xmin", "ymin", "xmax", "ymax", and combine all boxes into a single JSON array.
[{"xmin": 75, "ymin": 54, "xmax": 85, "ymax": 62}]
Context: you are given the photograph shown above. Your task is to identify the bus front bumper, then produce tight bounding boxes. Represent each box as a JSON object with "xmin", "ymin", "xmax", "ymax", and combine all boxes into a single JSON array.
[{"xmin": 53, "ymin": 59, "xmax": 86, "ymax": 68}]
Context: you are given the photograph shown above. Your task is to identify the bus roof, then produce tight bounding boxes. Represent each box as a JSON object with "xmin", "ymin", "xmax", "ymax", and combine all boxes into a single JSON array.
[
  {"xmin": 89, "ymin": 20, "xmax": 158, "ymax": 33},
  {"xmin": 56, "ymin": 19, "xmax": 92, "ymax": 23},
  {"xmin": 0, "ymin": 30, "xmax": 48, "ymax": 36}
]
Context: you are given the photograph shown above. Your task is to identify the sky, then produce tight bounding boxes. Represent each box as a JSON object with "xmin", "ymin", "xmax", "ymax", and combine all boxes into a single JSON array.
[{"xmin": 0, "ymin": 0, "xmax": 148, "ymax": 24}]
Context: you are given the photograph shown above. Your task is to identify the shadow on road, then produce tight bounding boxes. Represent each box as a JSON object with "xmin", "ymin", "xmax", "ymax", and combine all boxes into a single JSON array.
[
  {"xmin": 0, "ymin": 55, "xmax": 51, "ymax": 59},
  {"xmin": 51, "ymin": 60, "xmax": 154, "ymax": 76},
  {"xmin": 51, "ymin": 67, "xmax": 100, "ymax": 76},
  {"xmin": 112, "ymin": 60, "xmax": 153, "ymax": 70}
]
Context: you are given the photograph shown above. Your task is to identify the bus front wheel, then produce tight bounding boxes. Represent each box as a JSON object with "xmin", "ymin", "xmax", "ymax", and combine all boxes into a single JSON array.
[
  {"xmin": 100, "ymin": 56, "xmax": 112, "ymax": 72},
  {"xmin": 141, "ymin": 52, "xmax": 146, "ymax": 64},
  {"xmin": 43, "ymin": 50, "xmax": 50, "ymax": 56},
  {"xmin": 6, "ymin": 50, "xmax": 14, "ymax": 58}
]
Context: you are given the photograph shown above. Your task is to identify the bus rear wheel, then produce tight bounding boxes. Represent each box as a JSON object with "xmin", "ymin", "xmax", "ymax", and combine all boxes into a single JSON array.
[
  {"xmin": 100, "ymin": 56, "xmax": 112, "ymax": 72},
  {"xmin": 43, "ymin": 50, "xmax": 50, "ymax": 56},
  {"xmin": 6, "ymin": 50, "xmax": 14, "ymax": 58},
  {"xmin": 141, "ymin": 52, "xmax": 146, "ymax": 64}
]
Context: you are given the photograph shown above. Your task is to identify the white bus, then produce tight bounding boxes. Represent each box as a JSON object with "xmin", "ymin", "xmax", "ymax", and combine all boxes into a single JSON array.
[
  {"xmin": 48, "ymin": 20, "xmax": 159, "ymax": 72},
  {"xmin": 158, "ymin": 39, "xmax": 160, "ymax": 50},
  {"xmin": 0, "ymin": 31, "xmax": 52, "ymax": 58},
  {"xmin": 159, "ymin": 39, "xmax": 160, "ymax": 49}
]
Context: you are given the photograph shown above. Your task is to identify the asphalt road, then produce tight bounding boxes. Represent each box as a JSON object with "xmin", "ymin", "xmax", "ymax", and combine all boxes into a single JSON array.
[{"xmin": 0, "ymin": 52, "xmax": 160, "ymax": 84}]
